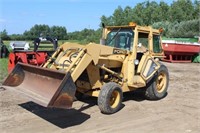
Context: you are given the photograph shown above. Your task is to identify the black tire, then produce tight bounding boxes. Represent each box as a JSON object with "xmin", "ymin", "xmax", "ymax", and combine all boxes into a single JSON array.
[
  {"xmin": 75, "ymin": 91, "xmax": 84, "ymax": 101},
  {"xmin": 2, "ymin": 45, "xmax": 6, "ymax": 58},
  {"xmin": 145, "ymin": 64, "xmax": 169, "ymax": 100},
  {"xmin": 98, "ymin": 82, "xmax": 123, "ymax": 114}
]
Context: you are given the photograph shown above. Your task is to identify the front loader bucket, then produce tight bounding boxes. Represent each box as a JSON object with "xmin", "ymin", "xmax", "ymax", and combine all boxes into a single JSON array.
[{"xmin": 3, "ymin": 62, "xmax": 76, "ymax": 109}]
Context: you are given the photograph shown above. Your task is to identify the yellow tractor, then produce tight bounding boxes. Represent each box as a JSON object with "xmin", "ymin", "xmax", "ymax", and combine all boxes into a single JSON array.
[{"xmin": 2, "ymin": 22, "xmax": 169, "ymax": 114}]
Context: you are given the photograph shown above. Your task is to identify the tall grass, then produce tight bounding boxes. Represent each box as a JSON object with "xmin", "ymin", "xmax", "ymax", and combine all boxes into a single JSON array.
[{"xmin": 0, "ymin": 58, "xmax": 8, "ymax": 83}]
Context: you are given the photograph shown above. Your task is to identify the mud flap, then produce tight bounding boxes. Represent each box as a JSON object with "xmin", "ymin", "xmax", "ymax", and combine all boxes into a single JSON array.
[{"xmin": 3, "ymin": 62, "xmax": 76, "ymax": 109}]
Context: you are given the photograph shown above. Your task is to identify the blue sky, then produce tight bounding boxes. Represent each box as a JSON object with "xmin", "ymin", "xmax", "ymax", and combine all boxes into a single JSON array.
[{"xmin": 0, "ymin": 0, "xmax": 173, "ymax": 34}]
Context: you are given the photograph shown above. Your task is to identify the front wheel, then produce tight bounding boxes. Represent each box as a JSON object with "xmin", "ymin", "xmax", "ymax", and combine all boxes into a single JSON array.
[
  {"xmin": 98, "ymin": 82, "xmax": 123, "ymax": 114},
  {"xmin": 145, "ymin": 64, "xmax": 169, "ymax": 100}
]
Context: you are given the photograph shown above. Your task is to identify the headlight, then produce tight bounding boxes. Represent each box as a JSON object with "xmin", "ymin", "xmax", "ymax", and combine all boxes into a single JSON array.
[{"xmin": 134, "ymin": 59, "xmax": 139, "ymax": 65}]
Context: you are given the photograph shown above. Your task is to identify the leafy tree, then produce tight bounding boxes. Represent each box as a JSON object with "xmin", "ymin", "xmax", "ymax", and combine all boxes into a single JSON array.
[
  {"xmin": 113, "ymin": 6, "xmax": 125, "ymax": 25},
  {"xmin": 152, "ymin": 21, "xmax": 171, "ymax": 36},
  {"xmin": 23, "ymin": 24, "xmax": 50, "ymax": 40},
  {"xmin": 23, "ymin": 24, "xmax": 67, "ymax": 40},
  {"xmin": 144, "ymin": 1, "xmax": 160, "ymax": 24},
  {"xmin": 50, "ymin": 26, "xmax": 67, "ymax": 40},
  {"xmin": 67, "ymin": 28, "xmax": 102, "ymax": 44},
  {"xmin": 100, "ymin": 15, "xmax": 113, "ymax": 26},
  {"xmin": 193, "ymin": 0, "xmax": 200, "ymax": 19},
  {"xmin": 167, "ymin": 19, "xmax": 199, "ymax": 38},
  {"xmin": 10, "ymin": 34, "xmax": 24, "ymax": 40},
  {"xmin": 123, "ymin": 6, "xmax": 134, "ymax": 25},
  {"xmin": 169, "ymin": 0, "xmax": 194, "ymax": 22},
  {"xmin": 159, "ymin": 1, "xmax": 170, "ymax": 21},
  {"xmin": 98, "ymin": 0, "xmax": 198, "ymax": 39},
  {"xmin": 0, "ymin": 29, "xmax": 10, "ymax": 40},
  {"xmin": 132, "ymin": 3, "xmax": 145, "ymax": 25}
]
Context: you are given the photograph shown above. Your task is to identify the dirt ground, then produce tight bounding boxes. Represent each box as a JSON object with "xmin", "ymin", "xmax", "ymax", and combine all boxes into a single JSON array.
[{"xmin": 0, "ymin": 62, "xmax": 200, "ymax": 133}]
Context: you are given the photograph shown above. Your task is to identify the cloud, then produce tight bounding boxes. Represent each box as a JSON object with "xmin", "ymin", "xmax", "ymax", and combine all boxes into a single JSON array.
[
  {"xmin": 0, "ymin": 18, "xmax": 6, "ymax": 23},
  {"xmin": 38, "ymin": 13, "xmax": 46, "ymax": 17},
  {"xmin": 20, "ymin": 12, "xmax": 29, "ymax": 16}
]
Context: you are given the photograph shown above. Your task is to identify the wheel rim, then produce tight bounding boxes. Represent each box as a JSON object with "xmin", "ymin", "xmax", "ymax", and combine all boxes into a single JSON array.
[
  {"xmin": 156, "ymin": 72, "xmax": 167, "ymax": 93},
  {"xmin": 109, "ymin": 90, "xmax": 120, "ymax": 109}
]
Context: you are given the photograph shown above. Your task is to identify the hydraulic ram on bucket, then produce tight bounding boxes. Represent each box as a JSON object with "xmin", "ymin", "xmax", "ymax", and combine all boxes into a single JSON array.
[{"xmin": 3, "ymin": 62, "xmax": 76, "ymax": 109}]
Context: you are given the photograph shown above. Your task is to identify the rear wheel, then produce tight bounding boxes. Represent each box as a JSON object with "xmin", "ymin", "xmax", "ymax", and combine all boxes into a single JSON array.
[
  {"xmin": 145, "ymin": 64, "xmax": 169, "ymax": 100},
  {"xmin": 98, "ymin": 82, "xmax": 123, "ymax": 114}
]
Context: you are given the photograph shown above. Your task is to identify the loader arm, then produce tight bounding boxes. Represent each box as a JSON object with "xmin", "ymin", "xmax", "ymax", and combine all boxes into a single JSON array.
[{"xmin": 44, "ymin": 43, "xmax": 117, "ymax": 82}]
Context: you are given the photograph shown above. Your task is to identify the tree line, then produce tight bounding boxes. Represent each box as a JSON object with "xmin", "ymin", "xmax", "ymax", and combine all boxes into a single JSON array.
[
  {"xmin": 0, "ymin": 0, "xmax": 199, "ymax": 43},
  {"xmin": 0, "ymin": 25, "xmax": 67, "ymax": 41},
  {"xmin": 100, "ymin": 0, "xmax": 199, "ymax": 38},
  {"xmin": 101, "ymin": 0, "xmax": 199, "ymax": 26}
]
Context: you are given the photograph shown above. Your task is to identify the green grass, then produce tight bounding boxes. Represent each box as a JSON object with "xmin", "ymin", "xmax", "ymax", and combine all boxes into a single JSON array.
[
  {"xmin": 0, "ymin": 58, "xmax": 8, "ymax": 83},
  {"xmin": 59, "ymin": 40, "xmax": 88, "ymax": 45}
]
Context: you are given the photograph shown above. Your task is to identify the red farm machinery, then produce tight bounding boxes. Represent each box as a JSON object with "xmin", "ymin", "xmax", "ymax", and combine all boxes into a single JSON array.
[{"xmin": 8, "ymin": 37, "xmax": 58, "ymax": 73}]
